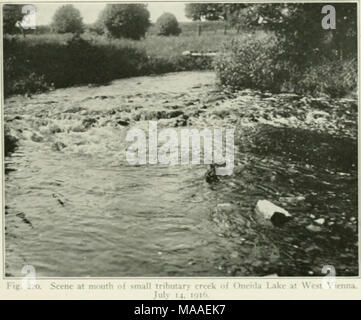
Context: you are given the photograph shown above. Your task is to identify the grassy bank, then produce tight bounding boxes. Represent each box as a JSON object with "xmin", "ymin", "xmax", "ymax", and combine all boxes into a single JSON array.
[
  {"xmin": 4, "ymin": 28, "xmax": 357, "ymax": 98},
  {"xmin": 5, "ymin": 31, "xmax": 263, "ymax": 97},
  {"xmin": 4, "ymin": 29, "xmax": 270, "ymax": 97}
]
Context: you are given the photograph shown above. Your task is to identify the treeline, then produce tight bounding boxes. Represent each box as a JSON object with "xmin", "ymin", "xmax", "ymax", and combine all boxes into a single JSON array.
[
  {"xmin": 3, "ymin": 3, "xmax": 358, "ymax": 98},
  {"xmin": 4, "ymin": 4, "xmax": 183, "ymax": 39},
  {"xmin": 4, "ymin": 3, "xmax": 257, "ymax": 38}
]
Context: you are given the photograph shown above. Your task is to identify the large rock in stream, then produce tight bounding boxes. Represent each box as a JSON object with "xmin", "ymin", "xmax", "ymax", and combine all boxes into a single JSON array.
[{"xmin": 255, "ymin": 200, "xmax": 292, "ymax": 227}]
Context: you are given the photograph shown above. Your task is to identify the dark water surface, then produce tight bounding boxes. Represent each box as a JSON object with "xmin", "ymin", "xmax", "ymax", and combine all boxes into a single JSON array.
[{"xmin": 5, "ymin": 71, "xmax": 358, "ymax": 277}]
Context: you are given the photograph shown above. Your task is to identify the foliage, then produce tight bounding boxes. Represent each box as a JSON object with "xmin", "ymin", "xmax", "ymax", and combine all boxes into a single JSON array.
[
  {"xmin": 296, "ymin": 59, "xmax": 357, "ymax": 97},
  {"xmin": 184, "ymin": 4, "xmax": 244, "ymax": 21},
  {"xmin": 98, "ymin": 4, "xmax": 150, "ymax": 40},
  {"xmin": 4, "ymin": 30, "xmax": 229, "ymax": 96},
  {"xmin": 215, "ymin": 33, "xmax": 357, "ymax": 98},
  {"xmin": 185, "ymin": 3, "xmax": 357, "ymax": 61},
  {"xmin": 215, "ymin": 35, "xmax": 296, "ymax": 92},
  {"xmin": 155, "ymin": 13, "xmax": 181, "ymax": 36},
  {"xmin": 185, "ymin": 3, "xmax": 223, "ymax": 21},
  {"xmin": 243, "ymin": 3, "xmax": 357, "ymax": 63},
  {"xmin": 215, "ymin": 3, "xmax": 357, "ymax": 97},
  {"xmin": 3, "ymin": 4, "xmax": 24, "ymax": 34},
  {"xmin": 51, "ymin": 4, "xmax": 84, "ymax": 34}
]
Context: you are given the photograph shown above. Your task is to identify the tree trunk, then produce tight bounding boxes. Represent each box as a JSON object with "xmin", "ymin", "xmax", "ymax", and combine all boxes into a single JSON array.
[{"xmin": 197, "ymin": 20, "xmax": 202, "ymax": 36}]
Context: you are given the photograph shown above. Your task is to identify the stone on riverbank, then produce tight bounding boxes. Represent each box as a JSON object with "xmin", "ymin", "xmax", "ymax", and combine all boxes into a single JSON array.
[{"xmin": 255, "ymin": 200, "xmax": 292, "ymax": 227}]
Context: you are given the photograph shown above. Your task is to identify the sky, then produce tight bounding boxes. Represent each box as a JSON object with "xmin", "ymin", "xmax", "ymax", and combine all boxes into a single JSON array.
[{"xmin": 34, "ymin": 2, "xmax": 189, "ymax": 25}]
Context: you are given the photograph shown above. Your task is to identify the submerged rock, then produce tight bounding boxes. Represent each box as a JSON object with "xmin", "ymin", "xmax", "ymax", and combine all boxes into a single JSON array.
[
  {"xmin": 205, "ymin": 164, "xmax": 220, "ymax": 184},
  {"xmin": 117, "ymin": 119, "xmax": 129, "ymax": 126},
  {"xmin": 306, "ymin": 224, "xmax": 322, "ymax": 232},
  {"xmin": 52, "ymin": 141, "xmax": 67, "ymax": 151},
  {"xmin": 31, "ymin": 132, "xmax": 43, "ymax": 142},
  {"xmin": 212, "ymin": 203, "xmax": 247, "ymax": 227},
  {"xmin": 215, "ymin": 203, "xmax": 235, "ymax": 214},
  {"xmin": 82, "ymin": 118, "xmax": 97, "ymax": 129},
  {"xmin": 4, "ymin": 125, "xmax": 18, "ymax": 156},
  {"xmin": 48, "ymin": 123, "xmax": 62, "ymax": 134},
  {"xmin": 168, "ymin": 110, "xmax": 184, "ymax": 119},
  {"xmin": 279, "ymin": 196, "xmax": 306, "ymax": 204},
  {"xmin": 314, "ymin": 218, "xmax": 325, "ymax": 225}
]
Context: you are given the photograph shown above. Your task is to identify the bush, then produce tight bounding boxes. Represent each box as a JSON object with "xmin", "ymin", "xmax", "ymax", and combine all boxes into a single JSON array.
[
  {"xmin": 215, "ymin": 35, "xmax": 357, "ymax": 98},
  {"xmin": 52, "ymin": 4, "xmax": 84, "ymax": 34},
  {"xmin": 10, "ymin": 73, "xmax": 52, "ymax": 96},
  {"xmin": 98, "ymin": 4, "xmax": 150, "ymax": 40},
  {"xmin": 214, "ymin": 35, "xmax": 297, "ymax": 92},
  {"xmin": 155, "ymin": 13, "xmax": 181, "ymax": 36},
  {"xmin": 296, "ymin": 59, "xmax": 357, "ymax": 98}
]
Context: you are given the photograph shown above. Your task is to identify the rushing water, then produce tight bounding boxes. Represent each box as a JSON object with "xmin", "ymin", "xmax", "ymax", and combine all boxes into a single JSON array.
[
  {"xmin": 5, "ymin": 72, "xmax": 242, "ymax": 277},
  {"xmin": 4, "ymin": 71, "xmax": 358, "ymax": 277}
]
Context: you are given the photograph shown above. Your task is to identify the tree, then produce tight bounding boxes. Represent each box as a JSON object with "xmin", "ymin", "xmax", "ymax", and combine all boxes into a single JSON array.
[
  {"xmin": 185, "ymin": 3, "xmax": 223, "ymax": 21},
  {"xmin": 223, "ymin": 4, "xmax": 249, "ymax": 34},
  {"xmin": 156, "ymin": 13, "xmax": 181, "ymax": 36},
  {"xmin": 185, "ymin": 3, "xmax": 223, "ymax": 35},
  {"xmin": 185, "ymin": 3, "xmax": 247, "ymax": 35},
  {"xmin": 98, "ymin": 4, "xmax": 150, "ymax": 40},
  {"xmin": 3, "ymin": 4, "xmax": 25, "ymax": 34},
  {"xmin": 243, "ymin": 3, "xmax": 357, "ymax": 62},
  {"xmin": 52, "ymin": 4, "xmax": 84, "ymax": 34}
]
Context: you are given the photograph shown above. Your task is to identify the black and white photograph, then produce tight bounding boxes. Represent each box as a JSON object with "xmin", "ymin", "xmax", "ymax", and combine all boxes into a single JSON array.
[{"xmin": 3, "ymin": 1, "xmax": 358, "ymax": 278}]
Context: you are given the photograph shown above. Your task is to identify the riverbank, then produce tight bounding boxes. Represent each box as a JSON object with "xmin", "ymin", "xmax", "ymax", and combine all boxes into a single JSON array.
[
  {"xmin": 7, "ymin": 29, "xmax": 357, "ymax": 100},
  {"xmin": 5, "ymin": 71, "xmax": 357, "ymax": 276},
  {"xmin": 5, "ymin": 31, "xmax": 258, "ymax": 97}
]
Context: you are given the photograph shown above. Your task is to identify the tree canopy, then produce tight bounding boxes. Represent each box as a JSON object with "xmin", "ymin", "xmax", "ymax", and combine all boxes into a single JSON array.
[
  {"xmin": 52, "ymin": 4, "xmax": 84, "ymax": 34},
  {"xmin": 155, "ymin": 12, "xmax": 181, "ymax": 36},
  {"xmin": 244, "ymin": 3, "xmax": 357, "ymax": 61},
  {"xmin": 98, "ymin": 4, "xmax": 150, "ymax": 40}
]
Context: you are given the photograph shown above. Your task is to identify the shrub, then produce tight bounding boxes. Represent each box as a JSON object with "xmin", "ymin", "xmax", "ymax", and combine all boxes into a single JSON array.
[
  {"xmin": 98, "ymin": 4, "xmax": 150, "ymax": 40},
  {"xmin": 215, "ymin": 34, "xmax": 357, "ymax": 98},
  {"xmin": 214, "ymin": 35, "xmax": 297, "ymax": 92},
  {"xmin": 10, "ymin": 73, "xmax": 52, "ymax": 96},
  {"xmin": 52, "ymin": 4, "xmax": 84, "ymax": 34},
  {"xmin": 156, "ymin": 13, "xmax": 181, "ymax": 36},
  {"xmin": 296, "ymin": 59, "xmax": 357, "ymax": 98}
]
